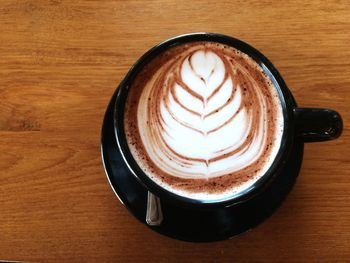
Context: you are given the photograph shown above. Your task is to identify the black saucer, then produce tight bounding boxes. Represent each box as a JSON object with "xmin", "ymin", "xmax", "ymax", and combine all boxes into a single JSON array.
[{"xmin": 101, "ymin": 91, "xmax": 304, "ymax": 242}]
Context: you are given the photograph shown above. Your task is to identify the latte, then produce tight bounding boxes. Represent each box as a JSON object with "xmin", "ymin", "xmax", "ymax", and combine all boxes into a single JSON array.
[{"xmin": 124, "ymin": 41, "xmax": 284, "ymax": 200}]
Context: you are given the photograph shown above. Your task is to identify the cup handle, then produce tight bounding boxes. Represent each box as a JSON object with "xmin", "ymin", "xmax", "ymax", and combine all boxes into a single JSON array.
[{"xmin": 293, "ymin": 108, "xmax": 343, "ymax": 142}]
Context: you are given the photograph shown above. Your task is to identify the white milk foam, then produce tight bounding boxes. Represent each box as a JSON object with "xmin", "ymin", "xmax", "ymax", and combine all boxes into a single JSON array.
[{"xmin": 133, "ymin": 47, "xmax": 284, "ymax": 201}]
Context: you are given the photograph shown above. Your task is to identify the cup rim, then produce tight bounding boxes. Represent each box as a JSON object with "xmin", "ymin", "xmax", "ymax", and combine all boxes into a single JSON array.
[{"xmin": 113, "ymin": 32, "xmax": 296, "ymax": 208}]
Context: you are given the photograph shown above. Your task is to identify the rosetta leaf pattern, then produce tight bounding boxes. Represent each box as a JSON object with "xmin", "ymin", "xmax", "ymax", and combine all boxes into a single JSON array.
[
  {"xmin": 160, "ymin": 50, "xmax": 248, "ymax": 165},
  {"xmin": 135, "ymin": 44, "xmax": 281, "ymax": 182}
]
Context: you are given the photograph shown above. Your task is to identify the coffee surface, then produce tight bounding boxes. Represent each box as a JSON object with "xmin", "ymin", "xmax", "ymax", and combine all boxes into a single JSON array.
[{"xmin": 124, "ymin": 41, "xmax": 284, "ymax": 200}]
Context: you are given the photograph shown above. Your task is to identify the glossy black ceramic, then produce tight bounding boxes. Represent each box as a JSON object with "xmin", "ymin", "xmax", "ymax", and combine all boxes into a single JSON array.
[
  {"xmin": 102, "ymin": 33, "xmax": 342, "ymax": 241},
  {"xmin": 112, "ymin": 33, "xmax": 342, "ymax": 209},
  {"xmin": 102, "ymin": 90, "xmax": 305, "ymax": 241}
]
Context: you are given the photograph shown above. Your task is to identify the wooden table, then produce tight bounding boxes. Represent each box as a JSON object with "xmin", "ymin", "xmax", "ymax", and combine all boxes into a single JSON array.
[{"xmin": 1, "ymin": 0, "xmax": 349, "ymax": 262}]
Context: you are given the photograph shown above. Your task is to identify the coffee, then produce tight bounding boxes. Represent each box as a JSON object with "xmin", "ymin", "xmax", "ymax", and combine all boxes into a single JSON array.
[{"xmin": 124, "ymin": 41, "xmax": 284, "ymax": 200}]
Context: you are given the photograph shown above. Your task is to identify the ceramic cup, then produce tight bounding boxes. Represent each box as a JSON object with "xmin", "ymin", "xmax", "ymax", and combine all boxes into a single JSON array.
[{"xmin": 113, "ymin": 33, "xmax": 343, "ymax": 211}]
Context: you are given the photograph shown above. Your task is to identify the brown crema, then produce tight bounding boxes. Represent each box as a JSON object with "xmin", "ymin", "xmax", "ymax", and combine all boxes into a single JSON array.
[{"xmin": 124, "ymin": 41, "xmax": 283, "ymax": 196}]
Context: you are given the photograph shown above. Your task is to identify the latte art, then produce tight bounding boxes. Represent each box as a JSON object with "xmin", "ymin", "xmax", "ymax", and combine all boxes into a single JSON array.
[{"xmin": 125, "ymin": 42, "xmax": 284, "ymax": 200}]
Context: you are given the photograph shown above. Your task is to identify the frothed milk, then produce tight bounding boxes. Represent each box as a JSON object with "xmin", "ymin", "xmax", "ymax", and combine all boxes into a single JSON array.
[{"xmin": 124, "ymin": 42, "xmax": 284, "ymax": 200}]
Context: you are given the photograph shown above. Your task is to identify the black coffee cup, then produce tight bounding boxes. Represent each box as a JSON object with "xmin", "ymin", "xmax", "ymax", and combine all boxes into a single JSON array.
[{"xmin": 113, "ymin": 32, "xmax": 342, "ymax": 211}]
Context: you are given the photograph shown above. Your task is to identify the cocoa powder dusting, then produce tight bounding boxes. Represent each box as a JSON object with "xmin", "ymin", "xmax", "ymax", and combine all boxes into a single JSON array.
[{"xmin": 124, "ymin": 41, "xmax": 283, "ymax": 196}]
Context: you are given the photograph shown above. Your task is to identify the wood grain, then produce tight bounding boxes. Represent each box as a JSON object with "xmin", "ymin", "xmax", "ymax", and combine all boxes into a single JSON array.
[{"xmin": 0, "ymin": 0, "xmax": 349, "ymax": 262}]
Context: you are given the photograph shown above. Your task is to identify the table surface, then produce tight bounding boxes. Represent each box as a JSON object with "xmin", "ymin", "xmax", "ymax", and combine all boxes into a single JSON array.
[{"xmin": 1, "ymin": 0, "xmax": 349, "ymax": 262}]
